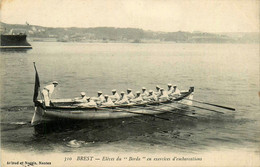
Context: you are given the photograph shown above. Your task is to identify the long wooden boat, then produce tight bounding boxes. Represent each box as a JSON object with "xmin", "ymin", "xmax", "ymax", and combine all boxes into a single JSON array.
[
  {"xmin": 31, "ymin": 87, "xmax": 194, "ymax": 126},
  {"xmin": 31, "ymin": 63, "xmax": 194, "ymax": 126}
]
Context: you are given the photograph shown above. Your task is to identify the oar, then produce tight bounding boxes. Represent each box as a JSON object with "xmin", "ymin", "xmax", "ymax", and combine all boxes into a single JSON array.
[
  {"xmin": 101, "ymin": 106, "xmax": 175, "ymax": 122},
  {"xmin": 178, "ymin": 102, "xmax": 224, "ymax": 114},
  {"xmin": 131, "ymin": 104, "xmax": 197, "ymax": 119},
  {"xmin": 184, "ymin": 99, "xmax": 235, "ymax": 111}
]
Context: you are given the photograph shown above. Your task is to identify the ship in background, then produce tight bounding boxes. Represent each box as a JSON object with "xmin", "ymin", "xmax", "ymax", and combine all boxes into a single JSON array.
[{"xmin": 0, "ymin": 25, "xmax": 32, "ymax": 51}]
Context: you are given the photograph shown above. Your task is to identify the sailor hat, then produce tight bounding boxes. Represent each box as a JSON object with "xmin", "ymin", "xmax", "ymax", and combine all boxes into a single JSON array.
[
  {"xmin": 160, "ymin": 88, "xmax": 164, "ymax": 91},
  {"xmin": 127, "ymin": 88, "xmax": 132, "ymax": 91},
  {"xmin": 97, "ymin": 91, "xmax": 102, "ymax": 94},
  {"xmin": 173, "ymin": 85, "xmax": 177, "ymax": 87},
  {"xmin": 86, "ymin": 97, "xmax": 90, "ymax": 100},
  {"xmin": 104, "ymin": 95, "xmax": 109, "ymax": 97},
  {"xmin": 149, "ymin": 90, "xmax": 153, "ymax": 93},
  {"xmin": 121, "ymin": 91, "xmax": 125, "ymax": 94},
  {"xmin": 81, "ymin": 92, "xmax": 86, "ymax": 96},
  {"xmin": 168, "ymin": 84, "xmax": 172, "ymax": 86},
  {"xmin": 142, "ymin": 87, "xmax": 146, "ymax": 90},
  {"xmin": 53, "ymin": 81, "xmax": 58, "ymax": 84},
  {"xmin": 136, "ymin": 91, "xmax": 141, "ymax": 94},
  {"xmin": 112, "ymin": 89, "xmax": 116, "ymax": 92},
  {"xmin": 156, "ymin": 85, "xmax": 160, "ymax": 88}
]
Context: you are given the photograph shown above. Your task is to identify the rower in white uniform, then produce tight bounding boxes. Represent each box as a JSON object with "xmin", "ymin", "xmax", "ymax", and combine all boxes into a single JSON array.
[
  {"xmin": 74, "ymin": 92, "xmax": 87, "ymax": 103},
  {"xmin": 110, "ymin": 89, "xmax": 120, "ymax": 102},
  {"xmin": 170, "ymin": 85, "xmax": 181, "ymax": 97},
  {"xmin": 102, "ymin": 95, "xmax": 114, "ymax": 106},
  {"xmin": 143, "ymin": 90, "xmax": 158, "ymax": 102},
  {"xmin": 79, "ymin": 97, "xmax": 97, "ymax": 107},
  {"xmin": 154, "ymin": 85, "xmax": 161, "ymax": 96},
  {"xmin": 167, "ymin": 84, "xmax": 174, "ymax": 95},
  {"xmin": 158, "ymin": 88, "xmax": 169, "ymax": 101},
  {"xmin": 126, "ymin": 88, "xmax": 135, "ymax": 100},
  {"xmin": 130, "ymin": 91, "xmax": 143, "ymax": 104},
  {"xmin": 115, "ymin": 92, "xmax": 129, "ymax": 105},
  {"xmin": 41, "ymin": 81, "xmax": 58, "ymax": 106},
  {"xmin": 141, "ymin": 87, "xmax": 149, "ymax": 98},
  {"xmin": 93, "ymin": 91, "xmax": 105, "ymax": 105}
]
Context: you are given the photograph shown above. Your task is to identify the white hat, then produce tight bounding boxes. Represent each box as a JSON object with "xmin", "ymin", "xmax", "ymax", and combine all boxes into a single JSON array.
[
  {"xmin": 86, "ymin": 97, "xmax": 90, "ymax": 99},
  {"xmin": 97, "ymin": 91, "xmax": 102, "ymax": 94},
  {"xmin": 149, "ymin": 90, "xmax": 153, "ymax": 93},
  {"xmin": 136, "ymin": 91, "xmax": 141, "ymax": 94},
  {"xmin": 160, "ymin": 88, "xmax": 164, "ymax": 91},
  {"xmin": 168, "ymin": 84, "xmax": 172, "ymax": 86},
  {"xmin": 121, "ymin": 91, "xmax": 125, "ymax": 94},
  {"xmin": 112, "ymin": 89, "xmax": 116, "ymax": 92},
  {"xmin": 173, "ymin": 85, "xmax": 177, "ymax": 87},
  {"xmin": 142, "ymin": 87, "xmax": 146, "ymax": 90},
  {"xmin": 53, "ymin": 81, "xmax": 58, "ymax": 84},
  {"xmin": 104, "ymin": 95, "xmax": 109, "ymax": 97},
  {"xmin": 80, "ymin": 92, "xmax": 86, "ymax": 96},
  {"xmin": 127, "ymin": 88, "xmax": 132, "ymax": 91},
  {"xmin": 156, "ymin": 85, "xmax": 160, "ymax": 88}
]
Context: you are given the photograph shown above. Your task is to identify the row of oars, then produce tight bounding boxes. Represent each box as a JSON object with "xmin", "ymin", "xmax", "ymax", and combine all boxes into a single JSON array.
[{"xmin": 99, "ymin": 99, "xmax": 235, "ymax": 122}]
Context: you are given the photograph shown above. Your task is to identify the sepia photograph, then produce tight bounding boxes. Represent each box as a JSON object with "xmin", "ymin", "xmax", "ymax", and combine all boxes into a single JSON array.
[{"xmin": 0, "ymin": 0, "xmax": 259, "ymax": 166}]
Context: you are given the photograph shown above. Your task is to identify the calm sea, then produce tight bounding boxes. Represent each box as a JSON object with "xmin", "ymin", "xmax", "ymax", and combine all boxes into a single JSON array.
[{"xmin": 0, "ymin": 42, "xmax": 259, "ymax": 154}]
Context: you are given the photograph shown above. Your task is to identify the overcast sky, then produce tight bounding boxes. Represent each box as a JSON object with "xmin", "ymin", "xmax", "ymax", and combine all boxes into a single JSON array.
[{"xmin": 0, "ymin": 0, "xmax": 259, "ymax": 32}]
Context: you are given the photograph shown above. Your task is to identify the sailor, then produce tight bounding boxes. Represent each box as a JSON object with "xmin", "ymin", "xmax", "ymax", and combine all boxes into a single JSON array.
[
  {"xmin": 93, "ymin": 91, "xmax": 105, "ymax": 105},
  {"xmin": 143, "ymin": 90, "xmax": 158, "ymax": 102},
  {"xmin": 167, "ymin": 84, "xmax": 174, "ymax": 95},
  {"xmin": 80, "ymin": 97, "xmax": 97, "ymax": 107},
  {"xmin": 158, "ymin": 88, "xmax": 169, "ymax": 101},
  {"xmin": 130, "ymin": 91, "xmax": 143, "ymax": 103},
  {"xmin": 141, "ymin": 87, "xmax": 149, "ymax": 98},
  {"xmin": 154, "ymin": 85, "xmax": 161, "ymax": 96},
  {"xmin": 126, "ymin": 88, "xmax": 135, "ymax": 100},
  {"xmin": 110, "ymin": 89, "xmax": 120, "ymax": 102},
  {"xmin": 102, "ymin": 95, "xmax": 114, "ymax": 106},
  {"xmin": 41, "ymin": 81, "xmax": 58, "ymax": 106},
  {"xmin": 74, "ymin": 92, "xmax": 87, "ymax": 103},
  {"xmin": 171, "ymin": 85, "xmax": 181, "ymax": 97},
  {"xmin": 115, "ymin": 91, "xmax": 129, "ymax": 105}
]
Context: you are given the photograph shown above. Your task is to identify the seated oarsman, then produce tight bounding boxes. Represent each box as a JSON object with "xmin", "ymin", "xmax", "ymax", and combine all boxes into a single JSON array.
[
  {"xmin": 130, "ymin": 91, "xmax": 143, "ymax": 104},
  {"xmin": 93, "ymin": 91, "xmax": 105, "ymax": 105},
  {"xmin": 102, "ymin": 95, "xmax": 114, "ymax": 106},
  {"xmin": 126, "ymin": 88, "xmax": 135, "ymax": 100},
  {"xmin": 74, "ymin": 92, "xmax": 87, "ymax": 103},
  {"xmin": 158, "ymin": 88, "xmax": 169, "ymax": 101},
  {"xmin": 154, "ymin": 85, "xmax": 161, "ymax": 96},
  {"xmin": 110, "ymin": 89, "xmax": 120, "ymax": 102},
  {"xmin": 167, "ymin": 84, "xmax": 174, "ymax": 95},
  {"xmin": 78, "ymin": 97, "xmax": 97, "ymax": 107},
  {"xmin": 141, "ymin": 87, "xmax": 149, "ymax": 98},
  {"xmin": 143, "ymin": 90, "xmax": 158, "ymax": 102},
  {"xmin": 169, "ymin": 85, "xmax": 181, "ymax": 98},
  {"xmin": 115, "ymin": 92, "xmax": 129, "ymax": 105}
]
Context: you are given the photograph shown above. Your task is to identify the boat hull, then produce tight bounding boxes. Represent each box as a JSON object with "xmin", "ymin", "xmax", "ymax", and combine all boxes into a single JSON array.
[{"xmin": 31, "ymin": 90, "xmax": 194, "ymax": 126}]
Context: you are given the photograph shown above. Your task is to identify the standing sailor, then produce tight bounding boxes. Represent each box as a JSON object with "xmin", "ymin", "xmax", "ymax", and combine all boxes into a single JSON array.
[
  {"xmin": 102, "ymin": 95, "xmax": 114, "ymax": 106},
  {"xmin": 110, "ymin": 89, "xmax": 120, "ymax": 102},
  {"xmin": 126, "ymin": 89, "xmax": 135, "ymax": 100},
  {"xmin": 115, "ymin": 92, "xmax": 129, "ymax": 105},
  {"xmin": 141, "ymin": 87, "xmax": 149, "ymax": 98},
  {"xmin": 130, "ymin": 91, "xmax": 143, "ymax": 104},
  {"xmin": 41, "ymin": 81, "xmax": 58, "ymax": 106}
]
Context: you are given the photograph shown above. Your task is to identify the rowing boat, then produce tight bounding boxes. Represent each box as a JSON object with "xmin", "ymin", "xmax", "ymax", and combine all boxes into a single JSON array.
[
  {"xmin": 31, "ymin": 63, "xmax": 194, "ymax": 125},
  {"xmin": 31, "ymin": 87, "xmax": 194, "ymax": 125}
]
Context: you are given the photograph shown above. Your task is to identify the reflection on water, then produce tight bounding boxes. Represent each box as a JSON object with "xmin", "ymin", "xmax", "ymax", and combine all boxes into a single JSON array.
[{"xmin": 0, "ymin": 42, "xmax": 259, "ymax": 153}]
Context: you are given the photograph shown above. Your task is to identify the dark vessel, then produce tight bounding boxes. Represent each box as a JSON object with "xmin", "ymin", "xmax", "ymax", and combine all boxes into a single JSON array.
[{"xmin": 0, "ymin": 34, "xmax": 32, "ymax": 50}]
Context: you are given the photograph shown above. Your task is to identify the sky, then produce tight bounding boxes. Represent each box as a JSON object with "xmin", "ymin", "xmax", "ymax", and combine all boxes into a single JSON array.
[{"xmin": 0, "ymin": 0, "xmax": 259, "ymax": 32}]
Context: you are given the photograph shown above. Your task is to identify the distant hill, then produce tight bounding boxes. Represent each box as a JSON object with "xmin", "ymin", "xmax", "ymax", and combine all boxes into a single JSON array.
[{"xmin": 1, "ymin": 22, "xmax": 259, "ymax": 43}]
